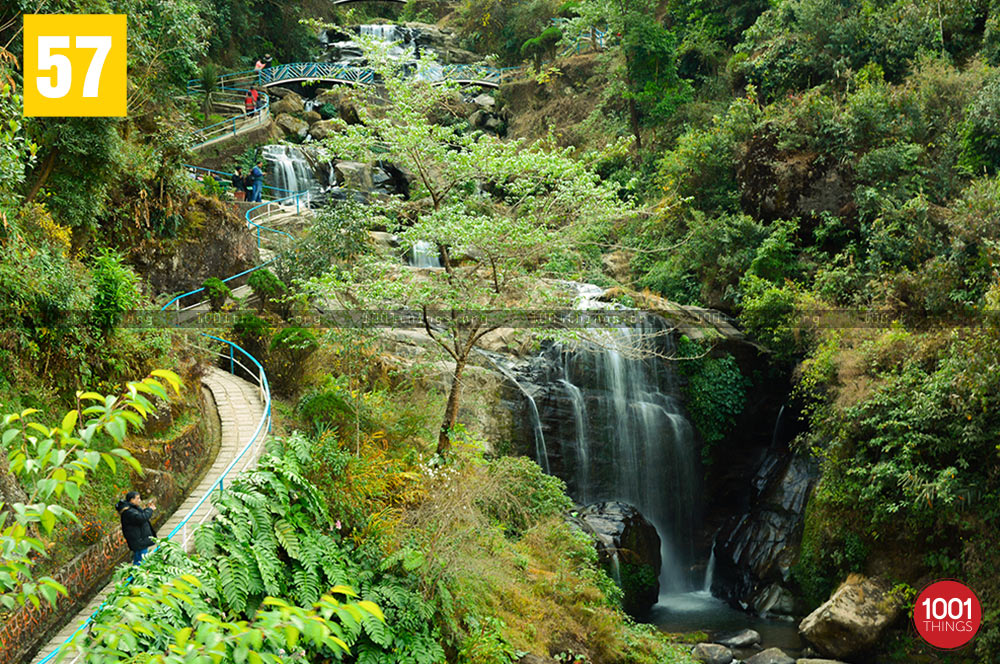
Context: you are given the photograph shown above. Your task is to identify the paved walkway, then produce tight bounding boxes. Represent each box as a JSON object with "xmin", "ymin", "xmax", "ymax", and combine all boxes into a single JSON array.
[{"xmin": 30, "ymin": 368, "xmax": 267, "ymax": 664}]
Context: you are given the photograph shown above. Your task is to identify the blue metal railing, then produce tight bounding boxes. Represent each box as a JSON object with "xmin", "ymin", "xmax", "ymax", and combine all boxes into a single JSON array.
[
  {"xmin": 36, "ymin": 58, "xmax": 297, "ymax": 664},
  {"xmin": 35, "ymin": 335, "xmax": 273, "ymax": 664}
]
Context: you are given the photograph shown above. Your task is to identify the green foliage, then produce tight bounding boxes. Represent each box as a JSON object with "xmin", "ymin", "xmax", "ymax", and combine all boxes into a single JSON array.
[
  {"xmin": 91, "ymin": 250, "xmax": 141, "ymax": 332},
  {"xmin": 478, "ymin": 456, "xmax": 573, "ymax": 536},
  {"xmin": 268, "ymin": 328, "xmax": 319, "ymax": 396},
  {"xmin": 737, "ymin": 275, "xmax": 803, "ymax": 361},
  {"xmin": 675, "ymin": 337, "xmax": 748, "ymax": 460},
  {"xmin": 202, "ymin": 277, "xmax": 230, "ymax": 312},
  {"xmin": 959, "ymin": 74, "xmax": 1000, "ymax": 176},
  {"xmin": 247, "ymin": 268, "xmax": 287, "ymax": 315},
  {"xmin": 201, "ymin": 173, "xmax": 223, "ymax": 198},
  {"xmin": 0, "ymin": 370, "xmax": 181, "ymax": 610}
]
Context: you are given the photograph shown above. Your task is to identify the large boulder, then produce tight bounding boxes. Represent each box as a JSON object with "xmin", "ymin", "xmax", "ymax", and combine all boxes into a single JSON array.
[
  {"xmin": 275, "ymin": 113, "xmax": 308, "ymax": 139},
  {"xmin": 303, "ymin": 110, "xmax": 322, "ymax": 125},
  {"xmin": 745, "ymin": 649, "xmax": 795, "ymax": 664},
  {"xmin": 714, "ymin": 628, "xmax": 760, "ymax": 648},
  {"xmin": 270, "ymin": 92, "xmax": 304, "ymax": 115},
  {"xmin": 690, "ymin": 643, "xmax": 733, "ymax": 664},
  {"xmin": 578, "ymin": 502, "xmax": 661, "ymax": 616},
  {"xmin": 131, "ymin": 193, "xmax": 257, "ymax": 295},
  {"xmin": 798, "ymin": 575, "xmax": 902, "ymax": 659},
  {"xmin": 308, "ymin": 119, "xmax": 340, "ymax": 141},
  {"xmin": 334, "ymin": 161, "xmax": 373, "ymax": 192}
]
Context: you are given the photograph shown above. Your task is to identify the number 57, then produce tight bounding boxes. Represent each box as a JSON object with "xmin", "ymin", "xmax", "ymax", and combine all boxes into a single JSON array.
[{"xmin": 37, "ymin": 35, "xmax": 112, "ymax": 99}]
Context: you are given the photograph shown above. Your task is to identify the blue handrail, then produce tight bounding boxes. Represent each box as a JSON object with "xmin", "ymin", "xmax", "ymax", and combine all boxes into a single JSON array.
[{"xmin": 37, "ymin": 57, "xmax": 297, "ymax": 664}]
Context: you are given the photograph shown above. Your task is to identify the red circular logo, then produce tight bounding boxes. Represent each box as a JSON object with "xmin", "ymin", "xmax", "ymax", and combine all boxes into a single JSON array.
[{"xmin": 913, "ymin": 580, "xmax": 981, "ymax": 649}]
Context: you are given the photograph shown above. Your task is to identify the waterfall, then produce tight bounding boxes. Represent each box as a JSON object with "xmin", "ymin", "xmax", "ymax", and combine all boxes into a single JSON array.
[
  {"xmin": 519, "ymin": 282, "xmax": 701, "ymax": 593},
  {"xmin": 410, "ymin": 240, "xmax": 441, "ymax": 268},
  {"xmin": 703, "ymin": 546, "xmax": 716, "ymax": 593},
  {"xmin": 261, "ymin": 144, "xmax": 321, "ymax": 203},
  {"xmin": 476, "ymin": 350, "xmax": 550, "ymax": 475},
  {"xmin": 358, "ymin": 24, "xmax": 402, "ymax": 41}
]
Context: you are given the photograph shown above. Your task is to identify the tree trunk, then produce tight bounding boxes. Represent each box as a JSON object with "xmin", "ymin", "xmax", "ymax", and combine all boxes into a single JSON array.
[
  {"xmin": 25, "ymin": 151, "xmax": 57, "ymax": 204},
  {"xmin": 629, "ymin": 96, "xmax": 642, "ymax": 152},
  {"xmin": 437, "ymin": 356, "xmax": 467, "ymax": 455}
]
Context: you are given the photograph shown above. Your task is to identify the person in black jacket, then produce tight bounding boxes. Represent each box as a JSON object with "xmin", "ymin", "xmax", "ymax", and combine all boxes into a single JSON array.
[
  {"xmin": 116, "ymin": 491, "xmax": 157, "ymax": 565},
  {"xmin": 232, "ymin": 167, "xmax": 246, "ymax": 201}
]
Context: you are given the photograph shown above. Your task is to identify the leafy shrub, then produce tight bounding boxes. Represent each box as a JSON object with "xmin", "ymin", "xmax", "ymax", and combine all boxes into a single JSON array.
[
  {"xmin": 231, "ymin": 312, "xmax": 271, "ymax": 365},
  {"xmin": 737, "ymin": 274, "xmax": 803, "ymax": 361},
  {"xmin": 268, "ymin": 327, "xmax": 319, "ymax": 396},
  {"xmin": 478, "ymin": 456, "xmax": 572, "ymax": 535},
  {"xmin": 91, "ymin": 250, "xmax": 140, "ymax": 332},
  {"xmin": 675, "ymin": 336, "xmax": 748, "ymax": 461},
  {"xmin": 201, "ymin": 174, "xmax": 223, "ymax": 198},
  {"xmin": 959, "ymin": 74, "xmax": 1000, "ymax": 176},
  {"xmin": 247, "ymin": 268, "xmax": 287, "ymax": 315},
  {"xmin": 202, "ymin": 277, "xmax": 230, "ymax": 312}
]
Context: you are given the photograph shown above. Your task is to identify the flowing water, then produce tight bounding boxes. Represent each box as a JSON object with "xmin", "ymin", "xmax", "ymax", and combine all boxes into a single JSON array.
[
  {"xmin": 409, "ymin": 240, "xmax": 442, "ymax": 268},
  {"xmin": 261, "ymin": 144, "xmax": 321, "ymax": 203},
  {"xmin": 512, "ymin": 283, "xmax": 701, "ymax": 593}
]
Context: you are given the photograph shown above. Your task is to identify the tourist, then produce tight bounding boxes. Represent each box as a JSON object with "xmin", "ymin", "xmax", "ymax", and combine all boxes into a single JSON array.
[
  {"xmin": 244, "ymin": 90, "xmax": 255, "ymax": 117},
  {"xmin": 116, "ymin": 491, "xmax": 156, "ymax": 565},
  {"xmin": 263, "ymin": 53, "xmax": 272, "ymax": 68},
  {"xmin": 250, "ymin": 161, "xmax": 265, "ymax": 202},
  {"xmin": 254, "ymin": 57, "xmax": 265, "ymax": 71},
  {"xmin": 232, "ymin": 167, "xmax": 246, "ymax": 201}
]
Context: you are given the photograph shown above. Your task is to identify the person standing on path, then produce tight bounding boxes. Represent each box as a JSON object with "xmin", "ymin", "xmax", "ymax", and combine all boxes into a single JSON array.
[
  {"xmin": 116, "ymin": 491, "xmax": 156, "ymax": 565},
  {"xmin": 232, "ymin": 167, "xmax": 246, "ymax": 201},
  {"xmin": 250, "ymin": 161, "xmax": 265, "ymax": 202}
]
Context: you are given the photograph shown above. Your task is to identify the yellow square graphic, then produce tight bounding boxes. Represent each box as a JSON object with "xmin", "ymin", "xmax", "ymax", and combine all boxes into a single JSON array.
[{"xmin": 23, "ymin": 14, "xmax": 127, "ymax": 117}]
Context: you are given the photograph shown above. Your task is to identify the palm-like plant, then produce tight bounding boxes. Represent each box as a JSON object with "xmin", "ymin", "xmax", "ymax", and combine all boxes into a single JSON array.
[{"xmin": 199, "ymin": 62, "xmax": 219, "ymax": 123}]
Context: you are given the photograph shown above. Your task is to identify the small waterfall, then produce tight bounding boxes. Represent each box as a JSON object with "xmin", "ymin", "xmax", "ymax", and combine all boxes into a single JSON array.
[
  {"xmin": 358, "ymin": 24, "xmax": 402, "ymax": 41},
  {"xmin": 261, "ymin": 144, "xmax": 320, "ymax": 203},
  {"xmin": 559, "ymin": 378, "xmax": 588, "ymax": 504},
  {"xmin": 410, "ymin": 240, "xmax": 441, "ymax": 268},
  {"xmin": 610, "ymin": 550, "xmax": 623, "ymax": 587},
  {"xmin": 703, "ymin": 546, "xmax": 716, "ymax": 593},
  {"xmin": 477, "ymin": 350, "xmax": 550, "ymax": 474}
]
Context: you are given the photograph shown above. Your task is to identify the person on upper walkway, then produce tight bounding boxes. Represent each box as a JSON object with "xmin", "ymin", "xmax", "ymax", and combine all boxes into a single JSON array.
[
  {"xmin": 250, "ymin": 161, "xmax": 265, "ymax": 202},
  {"xmin": 116, "ymin": 491, "xmax": 156, "ymax": 565},
  {"xmin": 254, "ymin": 57, "xmax": 265, "ymax": 71}
]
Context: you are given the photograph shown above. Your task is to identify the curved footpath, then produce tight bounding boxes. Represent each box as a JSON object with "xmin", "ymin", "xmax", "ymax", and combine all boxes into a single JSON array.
[{"xmin": 30, "ymin": 368, "xmax": 267, "ymax": 664}]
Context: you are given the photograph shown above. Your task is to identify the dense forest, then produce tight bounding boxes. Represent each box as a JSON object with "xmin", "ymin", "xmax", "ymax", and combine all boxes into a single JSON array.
[{"xmin": 2, "ymin": 0, "xmax": 1000, "ymax": 663}]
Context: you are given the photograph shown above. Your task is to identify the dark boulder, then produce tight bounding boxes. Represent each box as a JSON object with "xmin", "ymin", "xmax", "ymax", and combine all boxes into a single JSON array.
[{"xmin": 578, "ymin": 501, "xmax": 661, "ymax": 616}]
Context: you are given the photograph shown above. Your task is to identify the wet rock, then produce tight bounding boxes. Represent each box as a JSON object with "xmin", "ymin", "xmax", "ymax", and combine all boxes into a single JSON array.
[
  {"xmin": 472, "ymin": 93, "xmax": 496, "ymax": 109},
  {"xmin": 799, "ymin": 575, "xmax": 902, "ymax": 659},
  {"xmin": 335, "ymin": 161, "xmax": 373, "ymax": 191},
  {"xmin": 483, "ymin": 116, "xmax": 504, "ymax": 133},
  {"xmin": 303, "ymin": 110, "xmax": 322, "ymax": 125},
  {"xmin": 132, "ymin": 193, "xmax": 257, "ymax": 296},
  {"xmin": 275, "ymin": 113, "xmax": 308, "ymax": 139},
  {"xmin": 308, "ymin": 119, "xmax": 339, "ymax": 140},
  {"xmin": 714, "ymin": 452, "xmax": 815, "ymax": 614},
  {"xmin": 578, "ymin": 502, "xmax": 661, "ymax": 616},
  {"xmin": 691, "ymin": 643, "xmax": 733, "ymax": 664},
  {"xmin": 714, "ymin": 628, "xmax": 760, "ymax": 648},
  {"xmin": 469, "ymin": 109, "xmax": 488, "ymax": 128},
  {"xmin": 745, "ymin": 648, "xmax": 795, "ymax": 664},
  {"xmin": 270, "ymin": 92, "xmax": 304, "ymax": 115},
  {"xmin": 265, "ymin": 86, "xmax": 296, "ymax": 98}
]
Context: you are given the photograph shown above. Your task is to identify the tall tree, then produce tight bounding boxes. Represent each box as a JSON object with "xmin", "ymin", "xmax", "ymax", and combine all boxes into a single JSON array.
[
  {"xmin": 313, "ymin": 41, "xmax": 632, "ymax": 454},
  {"xmin": 568, "ymin": 0, "xmax": 691, "ymax": 151}
]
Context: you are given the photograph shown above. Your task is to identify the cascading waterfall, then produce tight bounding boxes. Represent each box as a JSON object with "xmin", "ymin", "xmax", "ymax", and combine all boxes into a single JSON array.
[
  {"xmin": 521, "ymin": 283, "xmax": 701, "ymax": 593},
  {"xmin": 261, "ymin": 144, "xmax": 321, "ymax": 203},
  {"xmin": 703, "ymin": 546, "xmax": 716, "ymax": 593},
  {"xmin": 410, "ymin": 240, "xmax": 442, "ymax": 268}
]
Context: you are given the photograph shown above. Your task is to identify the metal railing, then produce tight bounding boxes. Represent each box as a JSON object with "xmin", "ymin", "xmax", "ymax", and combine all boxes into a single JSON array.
[
  {"xmin": 35, "ymin": 335, "xmax": 272, "ymax": 664},
  {"xmin": 34, "ymin": 58, "xmax": 302, "ymax": 664}
]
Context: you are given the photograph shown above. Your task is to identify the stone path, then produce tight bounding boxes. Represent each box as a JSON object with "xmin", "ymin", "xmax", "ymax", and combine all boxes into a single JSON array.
[{"xmin": 30, "ymin": 367, "xmax": 267, "ymax": 664}]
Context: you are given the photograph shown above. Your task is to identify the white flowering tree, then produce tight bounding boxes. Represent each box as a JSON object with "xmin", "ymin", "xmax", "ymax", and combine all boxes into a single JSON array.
[{"xmin": 314, "ymin": 40, "xmax": 634, "ymax": 454}]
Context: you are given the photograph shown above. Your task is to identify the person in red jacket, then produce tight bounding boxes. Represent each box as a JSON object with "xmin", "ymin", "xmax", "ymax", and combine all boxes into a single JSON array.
[{"xmin": 244, "ymin": 91, "xmax": 255, "ymax": 116}]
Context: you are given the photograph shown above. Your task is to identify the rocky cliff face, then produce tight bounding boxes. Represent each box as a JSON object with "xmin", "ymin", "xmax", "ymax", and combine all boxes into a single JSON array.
[{"xmin": 131, "ymin": 193, "xmax": 258, "ymax": 297}]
